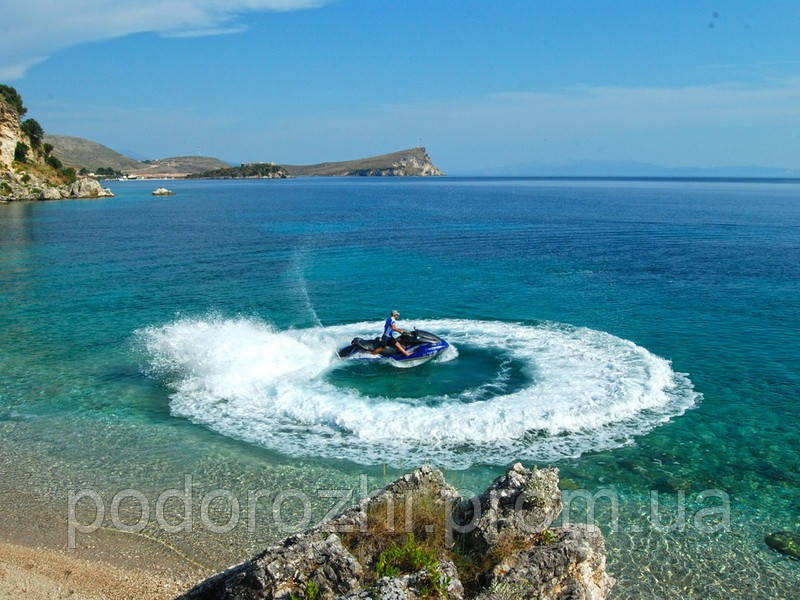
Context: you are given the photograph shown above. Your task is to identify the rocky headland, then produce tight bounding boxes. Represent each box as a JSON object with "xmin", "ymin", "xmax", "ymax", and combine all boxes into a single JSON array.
[
  {"xmin": 0, "ymin": 87, "xmax": 113, "ymax": 201},
  {"xmin": 283, "ymin": 147, "xmax": 444, "ymax": 177},
  {"xmin": 179, "ymin": 464, "xmax": 613, "ymax": 600}
]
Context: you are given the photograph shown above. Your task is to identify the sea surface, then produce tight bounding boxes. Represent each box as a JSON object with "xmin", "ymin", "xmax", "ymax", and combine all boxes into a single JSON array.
[{"xmin": 1, "ymin": 178, "xmax": 799, "ymax": 597}]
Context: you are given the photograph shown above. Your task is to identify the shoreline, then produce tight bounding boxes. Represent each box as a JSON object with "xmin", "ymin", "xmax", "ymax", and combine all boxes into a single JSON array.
[
  {"xmin": 0, "ymin": 540, "xmax": 198, "ymax": 600},
  {"xmin": 0, "ymin": 487, "xmax": 210, "ymax": 599}
]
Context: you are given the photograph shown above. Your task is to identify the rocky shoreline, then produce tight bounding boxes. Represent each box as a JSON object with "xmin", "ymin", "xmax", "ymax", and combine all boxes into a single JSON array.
[
  {"xmin": 0, "ymin": 173, "xmax": 113, "ymax": 201},
  {"xmin": 179, "ymin": 464, "xmax": 613, "ymax": 599},
  {"xmin": 1, "ymin": 87, "xmax": 114, "ymax": 202}
]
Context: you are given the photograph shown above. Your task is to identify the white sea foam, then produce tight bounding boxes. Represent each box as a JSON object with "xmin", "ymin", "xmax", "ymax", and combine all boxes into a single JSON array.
[{"xmin": 138, "ymin": 317, "xmax": 700, "ymax": 469}]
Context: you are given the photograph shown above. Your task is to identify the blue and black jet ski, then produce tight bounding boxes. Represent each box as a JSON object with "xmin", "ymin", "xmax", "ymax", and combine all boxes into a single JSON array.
[{"xmin": 337, "ymin": 329, "xmax": 449, "ymax": 367}]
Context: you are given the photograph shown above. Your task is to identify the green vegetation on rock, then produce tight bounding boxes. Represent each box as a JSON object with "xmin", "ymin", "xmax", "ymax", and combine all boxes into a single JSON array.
[
  {"xmin": 21, "ymin": 118, "xmax": 44, "ymax": 148},
  {"xmin": 187, "ymin": 162, "xmax": 289, "ymax": 179},
  {"xmin": 14, "ymin": 142, "xmax": 29, "ymax": 163},
  {"xmin": 0, "ymin": 84, "xmax": 26, "ymax": 116},
  {"xmin": 95, "ymin": 166, "xmax": 123, "ymax": 178}
]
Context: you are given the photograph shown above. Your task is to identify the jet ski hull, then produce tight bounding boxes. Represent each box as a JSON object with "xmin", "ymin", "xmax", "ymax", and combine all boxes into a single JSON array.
[{"xmin": 337, "ymin": 329, "xmax": 449, "ymax": 366}]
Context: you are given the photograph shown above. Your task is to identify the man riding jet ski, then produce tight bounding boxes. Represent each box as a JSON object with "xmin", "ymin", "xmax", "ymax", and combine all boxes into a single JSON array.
[{"xmin": 337, "ymin": 310, "xmax": 449, "ymax": 366}]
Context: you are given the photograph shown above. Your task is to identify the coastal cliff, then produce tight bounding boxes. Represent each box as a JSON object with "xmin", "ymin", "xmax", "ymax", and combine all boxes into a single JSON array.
[
  {"xmin": 0, "ymin": 87, "xmax": 113, "ymax": 201},
  {"xmin": 284, "ymin": 147, "xmax": 444, "ymax": 177},
  {"xmin": 180, "ymin": 464, "xmax": 613, "ymax": 600}
]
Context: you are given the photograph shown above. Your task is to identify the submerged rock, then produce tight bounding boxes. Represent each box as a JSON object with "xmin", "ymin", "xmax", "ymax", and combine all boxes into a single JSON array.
[
  {"xmin": 765, "ymin": 531, "xmax": 800, "ymax": 559},
  {"xmin": 179, "ymin": 464, "xmax": 612, "ymax": 599}
]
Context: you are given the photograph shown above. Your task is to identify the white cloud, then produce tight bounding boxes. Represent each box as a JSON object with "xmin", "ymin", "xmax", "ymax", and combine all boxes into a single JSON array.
[{"xmin": 0, "ymin": 0, "xmax": 324, "ymax": 79}]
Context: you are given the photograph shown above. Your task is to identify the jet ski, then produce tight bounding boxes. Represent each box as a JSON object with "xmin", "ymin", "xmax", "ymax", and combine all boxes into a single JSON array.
[{"xmin": 337, "ymin": 329, "xmax": 449, "ymax": 367}]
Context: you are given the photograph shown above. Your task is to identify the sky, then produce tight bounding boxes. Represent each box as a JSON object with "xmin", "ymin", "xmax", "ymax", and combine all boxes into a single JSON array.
[{"xmin": 2, "ymin": 0, "xmax": 799, "ymax": 174}]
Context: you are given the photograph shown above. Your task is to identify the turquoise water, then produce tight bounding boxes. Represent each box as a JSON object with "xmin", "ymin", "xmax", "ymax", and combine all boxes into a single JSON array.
[{"xmin": 1, "ymin": 178, "xmax": 799, "ymax": 597}]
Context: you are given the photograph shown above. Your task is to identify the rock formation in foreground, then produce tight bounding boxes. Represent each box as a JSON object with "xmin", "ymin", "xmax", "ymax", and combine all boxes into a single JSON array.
[
  {"xmin": 283, "ymin": 147, "xmax": 444, "ymax": 177},
  {"xmin": 179, "ymin": 464, "xmax": 613, "ymax": 600},
  {"xmin": 1, "ymin": 87, "xmax": 113, "ymax": 201}
]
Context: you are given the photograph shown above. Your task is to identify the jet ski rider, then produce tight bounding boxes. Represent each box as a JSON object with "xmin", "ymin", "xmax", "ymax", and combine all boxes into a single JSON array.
[{"xmin": 372, "ymin": 309, "xmax": 411, "ymax": 356}]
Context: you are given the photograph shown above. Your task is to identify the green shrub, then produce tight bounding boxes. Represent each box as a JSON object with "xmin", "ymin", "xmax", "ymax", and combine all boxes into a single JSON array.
[
  {"xmin": 0, "ymin": 181, "xmax": 12, "ymax": 196},
  {"xmin": 95, "ymin": 166, "xmax": 122, "ymax": 177},
  {"xmin": 79, "ymin": 167, "xmax": 89, "ymax": 175},
  {"xmin": 43, "ymin": 142, "xmax": 53, "ymax": 155},
  {"xmin": 21, "ymin": 118, "xmax": 44, "ymax": 148},
  {"xmin": 14, "ymin": 142, "xmax": 28, "ymax": 162},
  {"xmin": 21, "ymin": 173, "xmax": 31, "ymax": 183},
  {"xmin": 46, "ymin": 155, "xmax": 63, "ymax": 170},
  {"xmin": 375, "ymin": 535, "xmax": 450, "ymax": 598},
  {"xmin": 376, "ymin": 534, "xmax": 438, "ymax": 579},
  {"xmin": 61, "ymin": 167, "xmax": 77, "ymax": 183},
  {"xmin": 0, "ymin": 84, "xmax": 26, "ymax": 116},
  {"xmin": 289, "ymin": 579, "xmax": 320, "ymax": 600}
]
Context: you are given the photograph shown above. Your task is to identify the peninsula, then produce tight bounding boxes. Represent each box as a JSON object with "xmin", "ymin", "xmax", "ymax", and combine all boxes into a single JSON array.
[
  {"xmin": 282, "ymin": 147, "xmax": 444, "ymax": 177},
  {"xmin": 43, "ymin": 133, "xmax": 445, "ymax": 179}
]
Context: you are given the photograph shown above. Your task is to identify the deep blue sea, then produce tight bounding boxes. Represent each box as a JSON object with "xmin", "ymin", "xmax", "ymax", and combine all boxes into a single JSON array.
[{"xmin": 1, "ymin": 178, "xmax": 799, "ymax": 597}]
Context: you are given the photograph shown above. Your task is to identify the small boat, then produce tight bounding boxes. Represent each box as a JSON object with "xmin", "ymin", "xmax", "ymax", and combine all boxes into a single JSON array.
[
  {"xmin": 152, "ymin": 187, "xmax": 175, "ymax": 196},
  {"xmin": 337, "ymin": 329, "xmax": 449, "ymax": 367}
]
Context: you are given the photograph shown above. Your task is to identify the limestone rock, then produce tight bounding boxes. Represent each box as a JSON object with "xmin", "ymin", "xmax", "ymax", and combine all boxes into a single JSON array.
[
  {"xmin": 478, "ymin": 524, "xmax": 614, "ymax": 600},
  {"xmin": 337, "ymin": 561, "xmax": 463, "ymax": 600},
  {"xmin": 0, "ymin": 99, "xmax": 22, "ymax": 168},
  {"xmin": 179, "ymin": 464, "xmax": 611, "ymax": 600},
  {"xmin": 457, "ymin": 463, "xmax": 562, "ymax": 556},
  {"xmin": 179, "ymin": 533, "xmax": 362, "ymax": 600},
  {"xmin": 59, "ymin": 178, "xmax": 114, "ymax": 198}
]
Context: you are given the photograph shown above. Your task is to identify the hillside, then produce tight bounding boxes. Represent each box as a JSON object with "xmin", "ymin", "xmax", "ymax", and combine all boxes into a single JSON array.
[
  {"xmin": 283, "ymin": 147, "xmax": 444, "ymax": 176},
  {"xmin": 130, "ymin": 156, "xmax": 230, "ymax": 177},
  {"xmin": 44, "ymin": 134, "xmax": 143, "ymax": 172},
  {"xmin": 44, "ymin": 135, "xmax": 229, "ymax": 177}
]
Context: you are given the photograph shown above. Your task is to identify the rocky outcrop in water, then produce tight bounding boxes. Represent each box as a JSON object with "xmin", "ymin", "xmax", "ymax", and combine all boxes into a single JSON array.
[{"xmin": 179, "ymin": 464, "xmax": 613, "ymax": 600}]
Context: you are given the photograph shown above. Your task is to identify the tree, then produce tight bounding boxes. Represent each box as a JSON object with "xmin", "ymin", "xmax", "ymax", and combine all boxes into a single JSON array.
[
  {"xmin": 79, "ymin": 167, "xmax": 89, "ymax": 175},
  {"xmin": 21, "ymin": 118, "xmax": 44, "ymax": 148},
  {"xmin": 46, "ymin": 154, "xmax": 63, "ymax": 170},
  {"xmin": 43, "ymin": 142, "xmax": 54, "ymax": 155},
  {"xmin": 0, "ymin": 84, "xmax": 26, "ymax": 117},
  {"xmin": 14, "ymin": 142, "xmax": 28, "ymax": 162}
]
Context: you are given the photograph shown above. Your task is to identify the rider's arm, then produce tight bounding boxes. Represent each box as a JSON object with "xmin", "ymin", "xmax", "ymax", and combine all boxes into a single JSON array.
[{"xmin": 391, "ymin": 322, "xmax": 406, "ymax": 334}]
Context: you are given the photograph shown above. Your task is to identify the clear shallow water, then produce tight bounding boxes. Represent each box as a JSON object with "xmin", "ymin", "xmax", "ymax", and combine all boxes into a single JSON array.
[{"xmin": 1, "ymin": 178, "xmax": 799, "ymax": 597}]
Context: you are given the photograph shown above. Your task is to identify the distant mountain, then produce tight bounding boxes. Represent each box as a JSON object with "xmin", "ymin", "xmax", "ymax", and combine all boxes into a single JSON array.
[
  {"xmin": 283, "ymin": 147, "xmax": 443, "ymax": 177},
  {"xmin": 45, "ymin": 134, "xmax": 143, "ymax": 172},
  {"xmin": 467, "ymin": 159, "xmax": 800, "ymax": 178},
  {"xmin": 44, "ymin": 135, "xmax": 230, "ymax": 177}
]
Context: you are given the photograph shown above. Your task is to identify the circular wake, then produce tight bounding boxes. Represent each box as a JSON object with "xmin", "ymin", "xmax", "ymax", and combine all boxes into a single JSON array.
[{"xmin": 137, "ymin": 317, "xmax": 700, "ymax": 469}]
